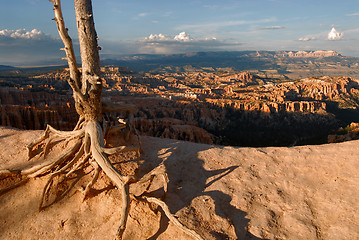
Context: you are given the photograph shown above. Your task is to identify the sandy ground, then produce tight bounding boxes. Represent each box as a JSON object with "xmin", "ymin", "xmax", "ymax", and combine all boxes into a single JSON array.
[{"xmin": 0, "ymin": 126, "xmax": 358, "ymax": 240}]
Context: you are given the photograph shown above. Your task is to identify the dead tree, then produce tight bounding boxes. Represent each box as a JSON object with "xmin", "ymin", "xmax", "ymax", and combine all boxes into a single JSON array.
[{"xmin": 0, "ymin": 0, "xmax": 202, "ymax": 239}]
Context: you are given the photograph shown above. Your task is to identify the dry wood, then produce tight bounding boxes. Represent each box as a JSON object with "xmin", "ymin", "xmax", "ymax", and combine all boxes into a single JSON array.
[
  {"xmin": 82, "ymin": 159, "xmax": 100, "ymax": 200},
  {"xmin": 134, "ymin": 195, "xmax": 204, "ymax": 240},
  {"xmin": 51, "ymin": 0, "xmax": 82, "ymax": 100}
]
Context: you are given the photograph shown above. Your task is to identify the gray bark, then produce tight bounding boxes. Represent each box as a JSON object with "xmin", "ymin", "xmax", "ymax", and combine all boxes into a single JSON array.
[
  {"xmin": 74, "ymin": 0, "xmax": 102, "ymax": 121},
  {"xmin": 52, "ymin": 0, "xmax": 102, "ymax": 121}
]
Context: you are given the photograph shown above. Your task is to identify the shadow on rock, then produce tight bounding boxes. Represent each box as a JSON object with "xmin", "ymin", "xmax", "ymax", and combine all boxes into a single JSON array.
[{"xmin": 140, "ymin": 138, "xmax": 265, "ymax": 239}]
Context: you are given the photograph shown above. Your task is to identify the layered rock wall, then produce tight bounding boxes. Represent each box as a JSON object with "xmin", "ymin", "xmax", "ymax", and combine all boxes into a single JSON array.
[
  {"xmin": 0, "ymin": 104, "xmax": 77, "ymax": 130},
  {"xmin": 206, "ymin": 99, "xmax": 326, "ymax": 113},
  {"xmin": 0, "ymin": 88, "xmax": 77, "ymax": 130}
]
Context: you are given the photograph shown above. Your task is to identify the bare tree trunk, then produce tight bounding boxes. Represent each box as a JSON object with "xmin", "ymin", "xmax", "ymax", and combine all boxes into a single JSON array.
[
  {"xmin": 52, "ymin": 0, "xmax": 102, "ymax": 121},
  {"xmin": 74, "ymin": 0, "xmax": 102, "ymax": 121}
]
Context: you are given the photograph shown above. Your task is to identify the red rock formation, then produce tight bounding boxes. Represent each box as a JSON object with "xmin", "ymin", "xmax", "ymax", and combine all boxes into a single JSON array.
[
  {"xmin": 0, "ymin": 88, "xmax": 77, "ymax": 130},
  {"xmin": 205, "ymin": 99, "xmax": 326, "ymax": 113},
  {"xmin": 0, "ymin": 104, "xmax": 77, "ymax": 130},
  {"xmin": 0, "ymin": 87, "xmax": 71, "ymax": 106},
  {"xmin": 2, "ymin": 71, "xmax": 356, "ymax": 147},
  {"xmin": 328, "ymin": 122, "xmax": 359, "ymax": 143}
]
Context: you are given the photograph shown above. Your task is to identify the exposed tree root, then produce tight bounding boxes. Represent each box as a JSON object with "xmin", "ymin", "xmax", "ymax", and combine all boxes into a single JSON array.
[
  {"xmin": 0, "ymin": 111, "xmax": 203, "ymax": 239},
  {"xmin": 0, "ymin": 170, "xmax": 29, "ymax": 195},
  {"xmin": 133, "ymin": 195, "xmax": 204, "ymax": 240}
]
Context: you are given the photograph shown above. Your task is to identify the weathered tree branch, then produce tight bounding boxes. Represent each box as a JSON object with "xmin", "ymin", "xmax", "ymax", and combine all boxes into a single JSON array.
[{"xmin": 50, "ymin": 0, "xmax": 83, "ymax": 100}]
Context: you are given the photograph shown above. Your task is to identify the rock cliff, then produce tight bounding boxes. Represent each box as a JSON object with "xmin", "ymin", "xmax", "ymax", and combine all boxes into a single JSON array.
[
  {"xmin": 0, "ymin": 104, "xmax": 76, "ymax": 130},
  {"xmin": 0, "ymin": 87, "xmax": 77, "ymax": 130}
]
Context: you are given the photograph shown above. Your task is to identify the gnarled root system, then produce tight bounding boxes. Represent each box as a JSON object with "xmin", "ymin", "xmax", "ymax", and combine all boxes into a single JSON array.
[{"xmin": 0, "ymin": 109, "xmax": 203, "ymax": 239}]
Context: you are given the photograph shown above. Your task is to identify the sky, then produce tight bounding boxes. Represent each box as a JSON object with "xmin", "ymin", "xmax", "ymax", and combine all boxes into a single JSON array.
[{"xmin": 0, "ymin": 0, "xmax": 358, "ymax": 66}]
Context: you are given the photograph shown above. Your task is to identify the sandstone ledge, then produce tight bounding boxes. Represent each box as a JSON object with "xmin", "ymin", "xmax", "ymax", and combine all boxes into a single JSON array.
[{"xmin": 0, "ymin": 127, "xmax": 358, "ymax": 239}]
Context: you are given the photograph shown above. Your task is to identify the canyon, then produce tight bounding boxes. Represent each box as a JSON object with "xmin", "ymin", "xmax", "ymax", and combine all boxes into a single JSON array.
[{"xmin": 1, "ymin": 62, "xmax": 359, "ymax": 146}]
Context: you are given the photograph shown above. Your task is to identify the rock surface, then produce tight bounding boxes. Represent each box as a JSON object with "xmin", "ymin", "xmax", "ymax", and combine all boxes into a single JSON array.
[{"xmin": 0, "ymin": 127, "xmax": 358, "ymax": 239}]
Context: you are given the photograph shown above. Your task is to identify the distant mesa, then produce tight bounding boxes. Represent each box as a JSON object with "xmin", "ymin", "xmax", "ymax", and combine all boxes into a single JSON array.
[{"xmin": 275, "ymin": 50, "xmax": 340, "ymax": 58}]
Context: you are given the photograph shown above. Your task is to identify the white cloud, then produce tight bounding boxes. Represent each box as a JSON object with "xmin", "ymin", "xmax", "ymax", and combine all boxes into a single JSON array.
[
  {"xmin": 298, "ymin": 36, "xmax": 316, "ymax": 41},
  {"xmin": 0, "ymin": 28, "xmax": 46, "ymax": 40},
  {"xmin": 137, "ymin": 12, "xmax": 149, "ymax": 17},
  {"xmin": 140, "ymin": 32, "xmax": 241, "ymax": 54},
  {"xmin": 0, "ymin": 28, "xmax": 65, "ymax": 65},
  {"xmin": 132, "ymin": 12, "xmax": 150, "ymax": 20},
  {"xmin": 174, "ymin": 32, "xmax": 191, "ymax": 41},
  {"xmin": 259, "ymin": 26, "xmax": 285, "ymax": 30},
  {"xmin": 346, "ymin": 12, "xmax": 359, "ymax": 16},
  {"xmin": 145, "ymin": 33, "xmax": 169, "ymax": 41},
  {"xmin": 145, "ymin": 32, "xmax": 191, "ymax": 42},
  {"xmin": 205, "ymin": 37, "xmax": 217, "ymax": 40},
  {"xmin": 328, "ymin": 27, "xmax": 343, "ymax": 40}
]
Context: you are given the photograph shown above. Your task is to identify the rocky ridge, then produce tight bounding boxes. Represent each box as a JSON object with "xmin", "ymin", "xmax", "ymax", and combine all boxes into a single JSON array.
[{"xmin": 275, "ymin": 50, "xmax": 340, "ymax": 58}]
